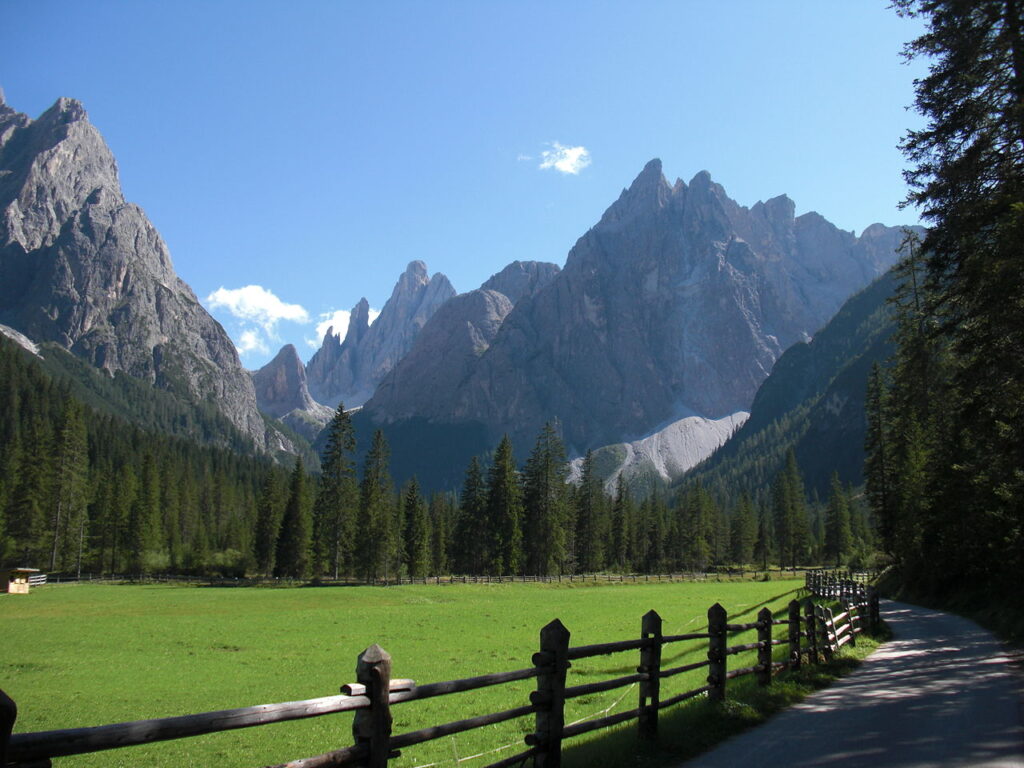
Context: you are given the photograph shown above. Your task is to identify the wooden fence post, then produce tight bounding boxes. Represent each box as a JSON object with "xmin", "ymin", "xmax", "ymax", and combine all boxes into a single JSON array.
[
  {"xmin": 1, "ymin": 688, "xmax": 15, "ymax": 768},
  {"xmin": 707, "ymin": 603, "xmax": 727, "ymax": 702},
  {"xmin": 788, "ymin": 600, "xmax": 802, "ymax": 670},
  {"xmin": 757, "ymin": 607, "xmax": 773, "ymax": 686},
  {"xmin": 820, "ymin": 606, "xmax": 835, "ymax": 661},
  {"xmin": 804, "ymin": 600, "xmax": 818, "ymax": 664},
  {"xmin": 533, "ymin": 619, "xmax": 570, "ymax": 767},
  {"xmin": 638, "ymin": 610, "xmax": 662, "ymax": 740},
  {"xmin": 868, "ymin": 585, "xmax": 880, "ymax": 634},
  {"xmin": 352, "ymin": 644, "xmax": 394, "ymax": 768}
]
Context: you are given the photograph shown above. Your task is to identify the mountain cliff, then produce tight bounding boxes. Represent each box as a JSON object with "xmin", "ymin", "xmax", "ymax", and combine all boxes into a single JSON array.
[
  {"xmin": 0, "ymin": 94, "xmax": 276, "ymax": 450},
  {"xmin": 682, "ymin": 269, "xmax": 901, "ymax": 501},
  {"xmin": 361, "ymin": 160, "xmax": 908, "ymax": 474},
  {"xmin": 252, "ymin": 344, "xmax": 333, "ymax": 441},
  {"xmin": 305, "ymin": 260, "xmax": 456, "ymax": 408}
]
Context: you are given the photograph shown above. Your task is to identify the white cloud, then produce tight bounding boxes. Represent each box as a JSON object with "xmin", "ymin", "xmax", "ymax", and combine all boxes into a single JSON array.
[
  {"xmin": 306, "ymin": 307, "xmax": 382, "ymax": 349},
  {"xmin": 237, "ymin": 329, "xmax": 269, "ymax": 355},
  {"xmin": 539, "ymin": 142, "xmax": 591, "ymax": 175},
  {"xmin": 206, "ymin": 285, "xmax": 309, "ymax": 333}
]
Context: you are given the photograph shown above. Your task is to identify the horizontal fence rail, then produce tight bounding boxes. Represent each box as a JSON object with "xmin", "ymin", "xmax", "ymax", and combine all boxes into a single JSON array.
[{"xmin": 1, "ymin": 582, "xmax": 877, "ymax": 768}]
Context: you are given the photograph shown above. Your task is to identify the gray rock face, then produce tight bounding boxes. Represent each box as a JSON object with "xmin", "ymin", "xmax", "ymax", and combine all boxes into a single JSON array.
[
  {"xmin": 252, "ymin": 344, "xmax": 333, "ymax": 441},
  {"xmin": 0, "ymin": 94, "xmax": 274, "ymax": 449},
  {"xmin": 306, "ymin": 261, "xmax": 456, "ymax": 408},
  {"xmin": 367, "ymin": 259, "xmax": 559, "ymax": 422},
  {"xmin": 363, "ymin": 159, "xmax": 908, "ymax": 456},
  {"xmin": 480, "ymin": 260, "xmax": 560, "ymax": 305}
]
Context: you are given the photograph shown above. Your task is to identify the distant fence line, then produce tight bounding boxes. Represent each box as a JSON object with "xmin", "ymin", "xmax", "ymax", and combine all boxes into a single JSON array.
[
  {"xmin": 26, "ymin": 567, "xmax": 822, "ymax": 589},
  {"xmin": 1, "ymin": 573, "xmax": 877, "ymax": 768}
]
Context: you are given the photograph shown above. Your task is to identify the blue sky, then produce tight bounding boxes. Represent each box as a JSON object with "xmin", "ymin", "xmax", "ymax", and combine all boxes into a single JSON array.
[{"xmin": 2, "ymin": 2, "xmax": 926, "ymax": 369}]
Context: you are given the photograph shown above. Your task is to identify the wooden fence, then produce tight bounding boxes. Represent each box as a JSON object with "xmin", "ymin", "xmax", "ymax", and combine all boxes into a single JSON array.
[
  {"xmin": 0, "ymin": 584, "xmax": 876, "ymax": 768},
  {"xmin": 28, "ymin": 569, "xmax": 805, "ymax": 588}
]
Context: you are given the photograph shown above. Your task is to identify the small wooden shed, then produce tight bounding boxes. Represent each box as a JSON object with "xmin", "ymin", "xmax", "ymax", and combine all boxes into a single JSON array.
[{"xmin": 6, "ymin": 568, "xmax": 41, "ymax": 594}]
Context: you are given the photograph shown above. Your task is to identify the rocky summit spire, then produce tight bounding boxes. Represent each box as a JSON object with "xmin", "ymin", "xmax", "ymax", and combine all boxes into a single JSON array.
[
  {"xmin": 305, "ymin": 261, "xmax": 457, "ymax": 408},
  {"xmin": 0, "ymin": 94, "xmax": 275, "ymax": 451}
]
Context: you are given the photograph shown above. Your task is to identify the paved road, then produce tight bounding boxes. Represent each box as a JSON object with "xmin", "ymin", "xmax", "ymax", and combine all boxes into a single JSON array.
[{"xmin": 678, "ymin": 600, "xmax": 1024, "ymax": 767}]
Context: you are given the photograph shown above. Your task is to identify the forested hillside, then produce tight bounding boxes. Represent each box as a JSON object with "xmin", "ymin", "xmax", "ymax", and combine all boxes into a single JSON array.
[
  {"xmin": 870, "ymin": 1, "xmax": 1024, "ymax": 629},
  {"xmin": 0, "ymin": 335, "xmax": 286, "ymax": 574},
  {"xmin": 685, "ymin": 269, "xmax": 900, "ymax": 505}
]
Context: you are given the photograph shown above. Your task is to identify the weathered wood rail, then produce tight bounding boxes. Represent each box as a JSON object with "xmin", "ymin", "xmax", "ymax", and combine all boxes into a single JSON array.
[{"xmin": 1, "ymin": 590, "xmax": 876, "ymax": 768}]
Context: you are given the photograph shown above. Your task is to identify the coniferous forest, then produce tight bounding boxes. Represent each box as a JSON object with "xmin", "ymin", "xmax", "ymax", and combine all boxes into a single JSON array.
[
  {"xmin": 0, "ymin": 333, "xmax": 878, "ymax": 579},
  {"xmin": 865, "ymin": 1, "xmax": 1024, "ymax": 621}
]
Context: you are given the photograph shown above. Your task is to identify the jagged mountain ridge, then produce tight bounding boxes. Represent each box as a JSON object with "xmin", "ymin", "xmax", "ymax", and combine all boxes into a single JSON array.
[
  {"xmin": 305, "ymin": 260, "xmax": 456, "ymax": 408},
  {"xmin": 0, "ymin": 93, "xmax": 279, "ymax": 451},
  {"xmin": 683, "ymin": 269, "xmax": 902, "ymax": 501},
  {"xmin": 361, "ymin": 159, "xmax": 909, "ymax": 474},
  {"xmin": 252, "ymin": 344, "xmax": 333, "ymax": 442},
  {"xmin": 367, "ymin": 260, "xmax": 561, "ymax": 422}
]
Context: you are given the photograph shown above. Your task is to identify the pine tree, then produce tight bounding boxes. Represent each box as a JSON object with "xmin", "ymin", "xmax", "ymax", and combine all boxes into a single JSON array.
[
  {"xmin": 253, "ymin": 471, "xmax": 283, "ymax": 576},
  {"xmin": 453, "ymin": 456, "xmax": 487, "ymax": 574},
  {"xmin": 403, "ymin": 477, "xmax": 430, "ymax": 578},
  {"xmin": 49, "ymin": 400, "xmax": 88, "ymax": 572},
  {"xmin": 574, "ymin": 450, "xmax": 607, "ymax": 573},
  {"xmin": 522, "ymin": 423, "xmax": 570, "ymax": 575},
  {"xmin": 274, "ymin": 457, "xmax": 312, "ymax": 578},
  {"xmin": 356, "ymin": 430, "xmax": 394, "ymax": 581},
  {"xmin": 485, "ymin": 435, "xmax": 523, "ymax": 575},
  {"xmin": 772, "ymin": 450, "xmax": 810, "ymax": 570},
  {"xmin": 893, "ymin": 0, "xmax": 1024, "ymax": 596},
  {"xmin": 824, "ymin": 473, "xmax": 853, "ymax": 568},
  {"xmin": 312, "ymin": 404, "xmax": 358, "ymax": 578},
  {"xmin": 730, "ymin": 493, "xmax": 757, "ymax": 565},
  {"xmin": 609, "ymin": 475, "xmax": 633, "ymax": 571},
  {"xmin": 429, "ymin": 492, "xmax": 451, "ymax": 575}
]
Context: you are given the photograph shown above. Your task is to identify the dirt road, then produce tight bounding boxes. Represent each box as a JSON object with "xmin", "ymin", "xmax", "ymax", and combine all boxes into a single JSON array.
[{"xmin": 678, "ymin": 600, "xmax": 1024, "ymax": 767}]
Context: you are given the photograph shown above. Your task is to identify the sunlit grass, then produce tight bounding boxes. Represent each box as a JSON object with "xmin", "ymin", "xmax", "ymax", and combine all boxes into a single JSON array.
[{"xmin": 2, "ymin": 578, "xmax": 806, "ymax": 768}]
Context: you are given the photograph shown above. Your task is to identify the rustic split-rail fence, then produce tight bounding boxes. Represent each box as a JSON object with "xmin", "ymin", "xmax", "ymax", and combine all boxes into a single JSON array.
[{"xmin": 0, "ymin": 571, "xmax": 878, "ymax": 768}]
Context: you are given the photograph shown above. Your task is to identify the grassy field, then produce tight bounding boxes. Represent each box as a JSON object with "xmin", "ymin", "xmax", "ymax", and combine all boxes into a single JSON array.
[{"xmin": 2, "ymin": 577, "xmax": 807, "ymax": 768}]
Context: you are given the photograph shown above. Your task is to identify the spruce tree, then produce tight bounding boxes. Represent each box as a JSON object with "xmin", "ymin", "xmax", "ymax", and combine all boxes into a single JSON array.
[
  {"xmin": 824, "ymin": 473, "xmax": 853, "ymax": 568},
  {"xmin": 453, "ymin": 456, "xmax": 487, "ymax": 574},
  {"xmin": 274, "ymin": 457, "xmax": 312, "ymax": 579},
  {"xmin": 253, "ymin": 471, "xmax": 283, "ymax": 576},
  {"xmin": 356, "ymin": 430, "xmax": 394, "ymax": 581},
  {"xmin": 403, "ymin": 477, "xmax": 430, "ymax": 578},
  {"xmin": 485, "ymin": 435, "xmax": 523, "ymax": 575},
  {"xmin": 523, "ymin": 423, "xmax": 570, "ymax": 575},
  {"xmin": 574, "ymin": 450, "xmax": 607, "ymax": 573},
  {"xmin": 312, "ymin": 404, "xmax": 358, "ymax": 578}
]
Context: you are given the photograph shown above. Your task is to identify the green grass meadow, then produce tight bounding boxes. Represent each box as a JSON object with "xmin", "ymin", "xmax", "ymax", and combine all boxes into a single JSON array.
[{"xmin": 2, "ymin": 578, "xmax": 806, "ymax": 768}]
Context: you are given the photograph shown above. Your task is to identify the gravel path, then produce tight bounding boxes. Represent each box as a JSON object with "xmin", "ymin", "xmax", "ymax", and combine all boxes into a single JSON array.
[{"xmin": 677, "ymin": 600, "xmax": 1024, "ymax": 767}]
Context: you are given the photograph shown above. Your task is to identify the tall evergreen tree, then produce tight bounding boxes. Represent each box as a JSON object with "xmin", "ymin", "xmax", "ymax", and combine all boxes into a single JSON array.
[
  {"xmin": 274, "ymin": 457, "xmax": 312, "ymax": 578},
  {"xmin": 574, "ymin": 449, "xmax": 608, "ymax": 573},
  {"xmin": 824, "ymin": 473, "xmax": 853, "ymax": 568},
  {"xmin": 485, "ymin": 435, "xmax": 523, "ymax": 575},
  {"xmin": 730, "ymin": 493, "xmax": 757, "ymax": 565},
  {"xmin": 253, "ymin": 471, "xmax": 283, "ymax": 577},
  {"xmin": 312, "ymin": 404, "xmax": 358, "ymax": 578},
  {"xmin": 403, "ymin": 477, "xmax": 430, "ymax": 578},
  {"xmin": 522, "ymin": 424, "xmax": 570, "ymax": 575},
  {"xmin": 356, "ymin": 430, "xmax": 394, "ymax": 581},
  {"xmin": 453, "ymin": 456, "xmax": 487, "ymax": 574},
  {"xmin": 50, "ymin": 401, "xmax": 88, "ymax": 572},
  {"xmin": 891, "ymin": 1, "xmax": 1024, "ymax": 597}
]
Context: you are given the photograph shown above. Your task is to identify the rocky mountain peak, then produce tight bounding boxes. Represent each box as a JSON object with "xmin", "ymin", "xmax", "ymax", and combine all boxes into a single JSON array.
[
  {"xmin": 0, "ymin": 94, "xmax": 276, "ymax": 451},
  {"xmin": 305, "ymin": 260, "xmax": 456, "ymax": 408},
  {"xmin": 362, "ymin": 159, "xmax": 913, "ymax": 474},
  {"xmin": 345, "ymin": 297, "xmax": 371, "ymax": 344},
  {"xmin": 481, "ymin": 260, "xmax": 560, "ymax": 305},
  {"xmin": 253, "ymin": 343, "xmax": 333, "ymax": 441},
  {"xmin": 600, "ymin": 158, "xmax": 673, "ymax": 226}
]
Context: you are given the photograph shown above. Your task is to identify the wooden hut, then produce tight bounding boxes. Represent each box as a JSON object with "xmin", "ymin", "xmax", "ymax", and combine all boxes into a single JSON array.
[{"xmin": 6, "ymin": 568, "xmax": 41, "ymax": 594}]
